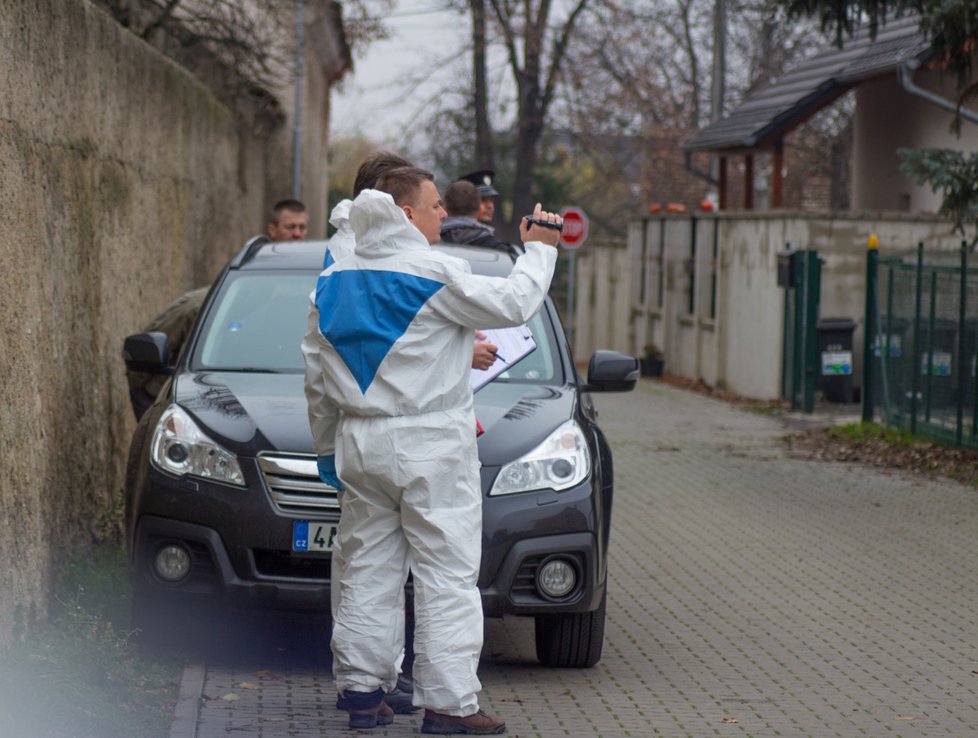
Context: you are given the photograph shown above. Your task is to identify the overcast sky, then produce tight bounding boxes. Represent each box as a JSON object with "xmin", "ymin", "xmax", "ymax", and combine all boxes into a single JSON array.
[{"xmin": 332, "ymin": 3, "xmax": 462, "ymax": 146}]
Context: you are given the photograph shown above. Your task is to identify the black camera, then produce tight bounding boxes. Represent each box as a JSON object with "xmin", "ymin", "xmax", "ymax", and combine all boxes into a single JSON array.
[{"xmin": 523, "ymin": 215, "xmax": 563, "ymax": 233}]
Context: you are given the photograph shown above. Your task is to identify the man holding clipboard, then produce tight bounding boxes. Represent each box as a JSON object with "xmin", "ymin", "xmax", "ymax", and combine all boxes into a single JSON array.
[
  {"xmin": 302, "ymin": 165, "xmax": 562, "ymax": 734},
  {"xmin": 470, "ymin": 325, "xmax": 536, "ymax": 392}
]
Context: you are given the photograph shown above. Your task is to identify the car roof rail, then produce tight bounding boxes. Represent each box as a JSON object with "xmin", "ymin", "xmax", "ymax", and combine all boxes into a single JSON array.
[{"xmin": 230, "ymin": 235, "xmax": 272, "ymax": 268}]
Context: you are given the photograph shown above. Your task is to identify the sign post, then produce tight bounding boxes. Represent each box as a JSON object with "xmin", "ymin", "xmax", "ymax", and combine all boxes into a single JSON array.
[{"xmin": 559, "ymin": 207, "xmax": 589, "ymax": 353}]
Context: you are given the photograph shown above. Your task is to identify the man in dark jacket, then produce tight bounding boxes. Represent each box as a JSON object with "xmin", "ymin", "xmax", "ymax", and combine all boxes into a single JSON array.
[
  {"xmin": 457, "ymin": 169, "xmax": 498, "ymax": 226},
  {"xmin": 439, "ymin": 180, "xmax": 513, "ymax": 253}
]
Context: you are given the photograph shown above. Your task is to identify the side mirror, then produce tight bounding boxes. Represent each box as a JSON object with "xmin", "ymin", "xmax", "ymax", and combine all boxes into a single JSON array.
[
  {"xmin": 123, "ymin": 332, "xmax": 171, "ymax": 373},
  {"xmin": 582, "ymin": 350, "xmax": 639, "ymax": 393}
]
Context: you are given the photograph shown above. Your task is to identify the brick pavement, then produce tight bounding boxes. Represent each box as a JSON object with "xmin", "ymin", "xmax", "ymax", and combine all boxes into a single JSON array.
[{"xmin": 173, "ymin": 380, "xmax": 978, "ymax": 738}]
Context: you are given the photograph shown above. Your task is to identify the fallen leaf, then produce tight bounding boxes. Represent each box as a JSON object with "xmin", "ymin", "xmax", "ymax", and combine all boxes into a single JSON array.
[
  {"xmin": 896, "ymin": 716, "xmax": 914, "ymax": 721},
  {"xmin": 253, "ymin": 670, "xmax": 282, "ymax": 679},
  {"xmin": 238, "ymin": 682, "xmax": 261, "ymax": 690},
  {"xmin": 722, "ymin": 717, "xmax": 739, "ymax": 724},
  {"xmin": 221, "ymin": 693, "xmax": 240, "ymax": 702}
]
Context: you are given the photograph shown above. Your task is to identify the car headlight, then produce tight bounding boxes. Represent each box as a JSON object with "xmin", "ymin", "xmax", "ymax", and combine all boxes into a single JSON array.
[
  {"xmin": 150, "ymin": 405, "xmax": 245, "ymax": 487},
  {"xmin": 489, "ymin": 420, "xmax": 590, "ymax": 496}
]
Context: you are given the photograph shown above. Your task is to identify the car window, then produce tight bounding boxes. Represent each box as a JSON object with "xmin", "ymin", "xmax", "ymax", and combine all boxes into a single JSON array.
[
  {"xmin": 192, "ymin": 269, "xmax": 564, "ymax": 382},
  {"xmin": 195, "ymin": 271, "xmax": 317, "ymax": 372}
]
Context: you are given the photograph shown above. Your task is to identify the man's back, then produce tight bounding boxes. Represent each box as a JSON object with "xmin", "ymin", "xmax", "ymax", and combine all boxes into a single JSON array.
[{"xmin": 439, "ymin": 216, "xmax": 512, "ymax": 252}]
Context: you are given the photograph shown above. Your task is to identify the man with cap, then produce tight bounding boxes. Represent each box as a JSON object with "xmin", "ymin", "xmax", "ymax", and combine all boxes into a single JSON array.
[
  {"xmin": 440, "ymin": 180, "xmax": 513, "ymax": 254},
  {"xmin": 457, "ymin": 169, "xmax": 498, "ymax": 227}
]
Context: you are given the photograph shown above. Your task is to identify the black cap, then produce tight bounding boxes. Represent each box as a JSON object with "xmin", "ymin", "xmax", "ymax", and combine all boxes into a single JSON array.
[{"xmin": 458, "ymin": 169, "xmax": 499, "ymax": 197}]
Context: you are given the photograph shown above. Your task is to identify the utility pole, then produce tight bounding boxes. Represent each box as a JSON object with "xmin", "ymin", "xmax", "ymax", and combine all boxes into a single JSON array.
[
  {"xmin": 709, "ymin": 0, "xmax": 726, "ymax": 188},
  {"xmin": 292, "ymin": 0, "xmax": 304, "ymax": 200}
]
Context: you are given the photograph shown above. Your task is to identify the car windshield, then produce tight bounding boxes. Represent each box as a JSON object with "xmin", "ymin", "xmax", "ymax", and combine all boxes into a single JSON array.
[{"xmin": 192, "ymin": 270, "xmax": 563, "ymax": 384}]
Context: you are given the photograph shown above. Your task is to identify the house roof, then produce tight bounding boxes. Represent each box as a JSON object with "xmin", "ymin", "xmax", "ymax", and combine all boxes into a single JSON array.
[{"xmin": 683, "ymin": 16, "xmax": 932, "ymax": 152}]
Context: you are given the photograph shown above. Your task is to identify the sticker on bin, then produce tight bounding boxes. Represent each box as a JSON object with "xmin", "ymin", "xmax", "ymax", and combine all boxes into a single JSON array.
[
  {"xmin": 920, "ymin": 351, "xmax": 952, "ymax": 377},
  {"xmin": 293, "ymin": 521, "xmax": 337, "ymax": 552},
  {"xmin": 821, "ymin": 351, "xmax": 852, "ymax": 376},
  {"xmin": 872, "ymin": 334, "xmax": 902, "ymax": 358}
]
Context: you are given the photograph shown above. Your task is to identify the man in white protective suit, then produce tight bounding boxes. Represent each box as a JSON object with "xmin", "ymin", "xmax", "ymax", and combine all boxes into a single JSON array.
[
  {"xmin": 301, "ymin": 165, "xmax": 561, "ymax": 734},
  {"xmin": 325, "ymin": 152, "xmax": 498, "ymax": 717}
]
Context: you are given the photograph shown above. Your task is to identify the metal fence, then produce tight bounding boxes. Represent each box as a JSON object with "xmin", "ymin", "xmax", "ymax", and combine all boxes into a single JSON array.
[
  {"xmin": 864, "ymin": 242, "xmax": 978, "ymax": 447},
  {"xmin": 781, "ymin": 249, "xmax": 822, "ymax": 412}
]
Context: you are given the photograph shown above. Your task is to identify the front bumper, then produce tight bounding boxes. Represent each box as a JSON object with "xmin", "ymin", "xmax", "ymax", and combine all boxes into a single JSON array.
[
  {"xmin": 132, "ymin": 515, "xmax": 332, "ymax": 609},
  {"xmin": 129, "ymin": 464, "xmax": 606, "ymax": 616}
]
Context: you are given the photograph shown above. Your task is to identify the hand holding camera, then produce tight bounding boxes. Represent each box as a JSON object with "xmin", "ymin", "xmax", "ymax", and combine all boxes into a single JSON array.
[{"xmin": 520, "ymin": 203, "xmax": 562, "ymax": 247}]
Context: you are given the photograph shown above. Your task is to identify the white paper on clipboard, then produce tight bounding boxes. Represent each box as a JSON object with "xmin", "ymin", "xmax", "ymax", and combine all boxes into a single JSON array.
[{"xmin": 469, "ymin": 325, "xmax": 537, "ymax": 392}]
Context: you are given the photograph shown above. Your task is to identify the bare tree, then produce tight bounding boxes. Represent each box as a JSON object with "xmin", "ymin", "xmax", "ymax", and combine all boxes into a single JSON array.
[
  {"xmin": 471, "ymin": 0, "xmax": 495, "ymax": 170},
  {"xmin": 96, "ymin": 0, "xmax": 390, "ymax": 96},
  {"xmin": 488, "ymin": 0, "xmax": 593, "ymax": 234}
]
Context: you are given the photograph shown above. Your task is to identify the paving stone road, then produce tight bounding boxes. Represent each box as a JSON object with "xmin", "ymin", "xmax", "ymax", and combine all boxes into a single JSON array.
[{"xmin": 172, "ymin": 380, "xmax": 978, "ymax": 738}]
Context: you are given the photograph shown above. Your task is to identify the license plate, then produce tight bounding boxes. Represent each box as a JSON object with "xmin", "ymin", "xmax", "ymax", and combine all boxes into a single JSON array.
[{"xmin": 292, "ymin": 521, "xmax": 337, "ymax": 552}]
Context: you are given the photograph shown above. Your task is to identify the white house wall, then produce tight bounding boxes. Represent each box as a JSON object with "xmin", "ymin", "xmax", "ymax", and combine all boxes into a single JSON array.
[{"xmin": 853, "ymin": 72, "xmax": 978, "ymax": 213}]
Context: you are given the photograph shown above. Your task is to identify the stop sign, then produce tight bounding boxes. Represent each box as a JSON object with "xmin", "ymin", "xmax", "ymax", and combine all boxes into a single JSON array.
[{"xmin": 559, "ymin": 207, "xmax": 589, "ymax": 249}]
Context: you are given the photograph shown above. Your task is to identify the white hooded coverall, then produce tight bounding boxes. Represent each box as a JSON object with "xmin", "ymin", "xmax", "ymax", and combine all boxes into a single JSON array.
[
  {"xmin": 323, "ymin": 198, "xmax": 356, "ymax": 269},
  {"xmin": 301, "ymin": 189, "xmax": 556, "ymax": 715}
]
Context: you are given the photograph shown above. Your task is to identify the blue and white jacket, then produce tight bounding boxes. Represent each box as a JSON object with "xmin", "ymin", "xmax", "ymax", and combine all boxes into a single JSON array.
[{"xmin": 301, "ymin": 189, "xmax": 557, "ymax": 456}]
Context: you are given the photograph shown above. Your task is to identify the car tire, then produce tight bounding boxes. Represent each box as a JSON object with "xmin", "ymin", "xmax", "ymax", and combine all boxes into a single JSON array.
[{"xmin": 533, "ymin": 592, "xmax": 606, "ymax": 668}]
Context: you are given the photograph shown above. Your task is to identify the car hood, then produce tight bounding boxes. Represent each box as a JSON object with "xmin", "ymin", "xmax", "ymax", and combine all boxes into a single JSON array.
[{"xmin": 173, "ymin": 371, "xmax": 577, "ymax": 464}]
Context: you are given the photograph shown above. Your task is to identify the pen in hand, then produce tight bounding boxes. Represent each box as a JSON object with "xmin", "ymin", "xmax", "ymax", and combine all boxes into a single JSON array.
[{"xmin": 491, "ymin": 350, "xmax": 507, "ymax": 363}]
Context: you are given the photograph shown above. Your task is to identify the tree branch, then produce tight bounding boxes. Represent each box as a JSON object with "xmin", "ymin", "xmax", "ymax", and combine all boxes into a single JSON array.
[{"xmin": 541, "ymin": 0, "xmax": 590, "ymax": 113}]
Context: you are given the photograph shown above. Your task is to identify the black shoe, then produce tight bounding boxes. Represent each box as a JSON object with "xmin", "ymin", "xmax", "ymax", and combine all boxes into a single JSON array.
[
  {"xmin": 349, "ymin": 700, "xmax": 394, "ymax": 729},
  {"xmin": 336, "ymin": 677, "xmax": 417, "ymax": 714},
  {"xmin": 341, "ymin": 688, "xmax": 392, "ymax": 730},
  {"xmin": 384, "ymin": 676, "xmax": 417, "ymax": 714}
]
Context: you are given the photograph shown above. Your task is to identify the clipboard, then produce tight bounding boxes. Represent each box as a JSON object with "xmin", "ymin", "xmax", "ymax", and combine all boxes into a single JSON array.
[{"xmin": 470, "ymin": 325, "xmax": 537, "ymax": 392}]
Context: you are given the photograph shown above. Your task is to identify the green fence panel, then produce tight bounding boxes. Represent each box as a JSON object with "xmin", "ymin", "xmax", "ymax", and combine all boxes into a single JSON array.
[{"xmin": 868, "ymin": 242, "xmax": 978, "ymax": 448}]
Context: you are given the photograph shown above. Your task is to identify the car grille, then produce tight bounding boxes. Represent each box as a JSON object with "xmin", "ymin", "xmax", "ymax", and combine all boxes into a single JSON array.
[
  {"xmin": 511, "ymin": 555, "xmax": 545, "ymax": 600},
  {"xmin": 257, "ymin": 453, "xmax": 341, "ymax": 514},
  {"xmin": 253, "ymin": 549, "xmax": 331, "ymax": 580}
]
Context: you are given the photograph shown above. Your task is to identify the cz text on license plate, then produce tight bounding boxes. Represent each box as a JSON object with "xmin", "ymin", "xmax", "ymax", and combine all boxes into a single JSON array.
[{"xmin": 293, "ymin": 521, "xmax": 337, "ymax": 552}]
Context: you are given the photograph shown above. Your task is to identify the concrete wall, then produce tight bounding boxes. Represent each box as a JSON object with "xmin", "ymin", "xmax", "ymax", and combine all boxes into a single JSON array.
[
  {"xmin": 853, "ymin": 72, "xmax": 978, "ymax": 213},
  {"xmin": 575, "ymin": 212, "xmax": 966, "ymax": 400},
  {"xmin": 0, "ymin": 0, "xmax": 338, "ymax": 642}
]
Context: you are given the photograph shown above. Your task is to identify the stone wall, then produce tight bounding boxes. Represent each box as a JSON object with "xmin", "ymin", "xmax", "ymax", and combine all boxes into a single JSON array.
[{"xmin": 0, "ymin": 0, "xmax": 323, "ymax": 642}]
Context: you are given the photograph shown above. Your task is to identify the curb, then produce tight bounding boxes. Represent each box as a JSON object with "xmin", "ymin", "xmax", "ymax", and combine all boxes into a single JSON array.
[{"xmin": 169, "ymin": 662, "xmax": 205, "ymax": 738}]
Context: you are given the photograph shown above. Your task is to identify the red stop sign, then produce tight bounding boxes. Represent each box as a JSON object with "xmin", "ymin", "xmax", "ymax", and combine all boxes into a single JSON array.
[{"xmin": 559, "ymin": 207, "xmax": 589, "ymax": 249}]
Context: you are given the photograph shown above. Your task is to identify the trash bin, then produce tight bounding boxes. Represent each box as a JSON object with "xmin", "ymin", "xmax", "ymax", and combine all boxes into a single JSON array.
[
  {"xmin": 817, "ymin": 317, "xmax": 856, "ymax": 403},
  {"xmin": 873, "ymin": 316, "xmax": 909, "ymax": 411},
  {"xmin": 961, "ymin": 319, "xmax": 978, "ymax": 411},
  {"xmin": 915, "ymin": 317, "xmax": 957, "ymax": 410}
]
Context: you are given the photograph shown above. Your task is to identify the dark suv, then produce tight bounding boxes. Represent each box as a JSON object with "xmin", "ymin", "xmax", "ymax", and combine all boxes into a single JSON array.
[{"xmin": 123, "ymin": 237, "xmax": 637, "ymax": 667}]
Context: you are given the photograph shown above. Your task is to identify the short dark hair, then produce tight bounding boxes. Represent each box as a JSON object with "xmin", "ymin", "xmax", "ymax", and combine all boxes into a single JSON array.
[
  {"xmin": 375, "ymin": 166, "xmax": 435, "ymax": 207},
  {"xmin": 444, "ymin": 180, "xmax": 481, "ymax": 217},
  {"xmin": 354, "ymin": 151, "xmax": 414, "ymax": 196},
  {"xmin": 270, "ymin": 199, "xmax": 306, "ymax": 223}
]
